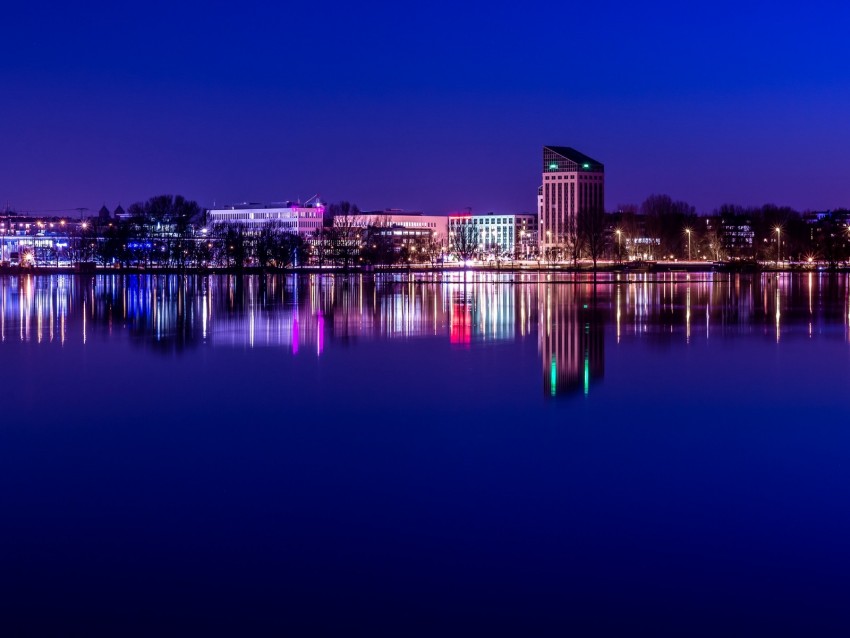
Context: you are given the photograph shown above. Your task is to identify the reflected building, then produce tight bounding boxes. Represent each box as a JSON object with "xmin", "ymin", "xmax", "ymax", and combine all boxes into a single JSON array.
[
  {"xmin": 446, "ymin": 280, "xmax": 514, "ymax": 345},
  {"xmin": 539, "ymin": 283, "xmax": 605, "ymax": 397}
]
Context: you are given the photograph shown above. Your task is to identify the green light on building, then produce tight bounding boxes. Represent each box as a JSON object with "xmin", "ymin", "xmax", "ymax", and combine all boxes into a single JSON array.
[
  {"xmin": 582, "ymin": 163, "xmax": 590, "ymax": 169},
  {"xmin": 548, "ymin": 163, "xmax": 558, "ymax": 170},
  {"xmin": 584, "ymin": 357, "xmax": 589, "ymax": 396},
  {"xmin": 550, "ymin": 357, "xmax": 557, "ymax": 396}
]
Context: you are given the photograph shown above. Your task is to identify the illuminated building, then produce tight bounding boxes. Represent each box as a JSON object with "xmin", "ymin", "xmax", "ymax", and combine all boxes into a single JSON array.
[
  {"xmin": 448, "ymin": 212, "xmax": 538, "ymax": 259},
  {"xmin": 207, "ymin": 202, "xmax": 325, "ymax": 235},
  {"xmin": 539, "ymin": 146, "xmax": 605, "ymax": 254},
  {"xmin": 355, "ymin": 210, "xmax": 448, "ymax": 235},
  {"xmin": 0, "ymin": 213, "xmax": 78, "ymax": 265},
  {"xmin": 336, "ymin": 210, "xmax": 449, "ymax": 252}
]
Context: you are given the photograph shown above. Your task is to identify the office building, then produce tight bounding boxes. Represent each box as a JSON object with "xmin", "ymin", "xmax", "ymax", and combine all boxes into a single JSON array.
[
  {"xmin": 206, "ymin": 202, "xmax": 325, "ymax": 235},
  {"xmin": 539, "ymin": 146, "xmax": 605, "ymax": 254},
  {"xmin": 448, "ymin": 212, "xmax": 538, "ymax": 258}
]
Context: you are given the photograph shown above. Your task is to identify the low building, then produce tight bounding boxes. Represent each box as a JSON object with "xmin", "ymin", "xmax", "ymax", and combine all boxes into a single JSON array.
[
  {"xmin": 719, "ymin": 214, "xmax": 754, "ymax": 256},
  {"xmin": 358, "ymin": 210, "xmax": 447, "ymax": 233},
  {"xmin": 206, "ymin": 202, "xmax": 325, "ymax": 235},
  {"xmin": 449, "ymin": 212, "xmax": 538, "ymax": 259},
  {"xmin": 332, "ymin": 210, "xmax": 450, "ymax": 257},
  {"xmin": 0, "ymin": 213, "xmax": 79, "ymax": 265}
]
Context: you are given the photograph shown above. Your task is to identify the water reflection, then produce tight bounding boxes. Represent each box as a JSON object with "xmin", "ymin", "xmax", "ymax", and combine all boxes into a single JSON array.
[
  {"xmin": 4, "ymin": 272, "xmax": 850, "ymax": 396},
  {"xmin": 540, "ymin": 283, "xmax": 605, "ymax": 397}
]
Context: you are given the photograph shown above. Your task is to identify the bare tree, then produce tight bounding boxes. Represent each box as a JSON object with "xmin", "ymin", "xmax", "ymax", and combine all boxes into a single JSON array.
[
  {"xmin": 310, "ymin": 228, "xmax": 331, "ymax": 268},
  {"xmin": 213, "ymin": 223, "xmax": 250, "ymax": 269},
  {"xmin": 578, "ymin": 206, "xmax": 607, "ymax": 272},
  {"xmin": 565, "ymin": 216, "xmax": 581, "ymax": 266},
  {"xmin": 328, "ymin": 201, "xmax": 363, "ymax": 269},
  {"xmin": 450, "ymin": 222, "xmax": 480, "ymax": 264},
  {"xmin": 641, "ymin": 194, "xmax": 696, "ymax": 259},
  {"xmin": 701, "ymin": 223, "xmax": 725, "ymax": 261}
]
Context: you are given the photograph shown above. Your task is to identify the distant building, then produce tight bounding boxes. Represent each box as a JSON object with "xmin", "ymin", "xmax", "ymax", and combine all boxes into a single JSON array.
[
  {"xmin": 350, "ymin": 210, "xmax": 448, "ymax": 237},
  {"xmin": 0, "ymin": 213, "xmax": 77, "ymax": 265},
  {"xmin": 537, "ymin": 185, "xmax": 543, "ymax": 223},
  {"xmin": 539, "ymin": 146, "xmax": 605, "ymax": 254},
  {"xmin": 206, "ymin": 202, "xmax": 325, "ymax": 235},
  {"xmin": 330, "ymin": 210, "xmax": 449, "ymax": 255},
  {"xmin": 114, "ymin": 204, "xmax": 133, "ymax": 221},
  {"xmin": 804, "ymin": 210, "xmax": 850, "ymax": 225},
  {"xmin": 719, "ymin": 214, "xmax": 754, "ymax": 256},
  {"xmin": 98, "ymin": 205, "xmax": 111, "ymax": 221}
]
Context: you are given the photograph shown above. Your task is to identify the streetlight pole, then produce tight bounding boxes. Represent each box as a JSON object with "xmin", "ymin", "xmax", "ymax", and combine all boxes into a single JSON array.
[
  {"xmin": 685, "ymin": 228, "xmax": 691, "ymax": 261},
  {"xmin": 775, "ymin": 227, "xmax": 781, "ymax": 267},
  {"xmin": 616, "ymin": 229, "xmax": 622, "ymax": 263}
]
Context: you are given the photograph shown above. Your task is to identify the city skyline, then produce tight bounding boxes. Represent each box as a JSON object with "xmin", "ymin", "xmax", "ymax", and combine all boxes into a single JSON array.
[
  {"xmin": 5, "ymin": 2, "xmax": 850, "ymax": 633},
  {"xmin": 3, "ymin": 2, "xmax": 850, "ymax": 215}
]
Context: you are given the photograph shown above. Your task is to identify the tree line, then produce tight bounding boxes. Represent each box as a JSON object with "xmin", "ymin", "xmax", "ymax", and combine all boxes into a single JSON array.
[
  {"xmin": 30, "ymin": 193, "xmax": 850, "ymax": 269},
  {"xmin": 545, "ymin": 194, "xmax": 850, "ymax": 267}
]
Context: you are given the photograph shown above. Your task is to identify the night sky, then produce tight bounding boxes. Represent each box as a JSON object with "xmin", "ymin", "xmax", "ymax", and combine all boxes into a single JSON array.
[{"xmin": 2, "ymin": 1, "xmax": 849, "ymax": 215}]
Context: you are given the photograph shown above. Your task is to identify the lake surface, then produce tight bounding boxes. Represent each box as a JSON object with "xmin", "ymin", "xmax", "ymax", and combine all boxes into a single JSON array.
[{"xmin": 1, "ymin": 272, "xmax": 849, "ymax": 636}]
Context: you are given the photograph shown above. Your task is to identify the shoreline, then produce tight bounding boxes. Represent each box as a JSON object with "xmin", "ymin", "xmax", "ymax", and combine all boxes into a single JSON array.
[{"xmin": 0, "ymin": 263, "xmax": 846, "ymax": 276}]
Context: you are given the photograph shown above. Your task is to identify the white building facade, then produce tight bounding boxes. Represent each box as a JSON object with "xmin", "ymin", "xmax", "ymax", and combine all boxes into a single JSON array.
[
  {"xmin": 347, "ymin": 210, "xmax": 448, "ymax": 237},
  {"xmin": 448, "ymin": 212, "xmax": 538, "ymax": 258},
  {"xmin": 206, "ymin": 203, "xmax": 325, "ymax": 235}
]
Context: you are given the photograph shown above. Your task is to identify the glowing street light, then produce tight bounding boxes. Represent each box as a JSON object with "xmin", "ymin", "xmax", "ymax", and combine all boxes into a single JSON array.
[
  {"xmin": 775, "ymin": 226, "xmax": 782, "ymax": 266},
  {"xmin": 685, "ymin": 228, "xmax": 692, "ymax": 261}
]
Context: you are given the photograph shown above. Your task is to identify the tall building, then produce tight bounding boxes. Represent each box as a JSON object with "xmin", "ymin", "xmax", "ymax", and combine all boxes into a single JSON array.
[{"xmin": 539, "ymin": 146, "xmax": 605, "ymax": 254}]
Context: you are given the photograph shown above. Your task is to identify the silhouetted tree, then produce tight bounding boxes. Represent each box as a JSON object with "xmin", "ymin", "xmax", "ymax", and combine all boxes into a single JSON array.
[
  {"xmin": 640, "ymin": 194, "xmax": 696, "ymax": 259},
  {"xmin": 327, "ymin": 201, "xmax": 363, "ymax": 269},
  {"xmin": 450, "ymin": 222, "xmax": 480, "ymax": 264},
  {"xmin": 578, "ymin": 206, "xmax": 607, "ymax": 271}
]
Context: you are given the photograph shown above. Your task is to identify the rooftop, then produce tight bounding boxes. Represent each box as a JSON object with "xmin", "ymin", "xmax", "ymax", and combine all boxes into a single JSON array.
[
  {"xmin": 210, "ymin": 201, "xmax": 324, "ymax": 210},
  {"xmin": 544, "ymin": 146, "xmax": 604, "ymax": 172}
]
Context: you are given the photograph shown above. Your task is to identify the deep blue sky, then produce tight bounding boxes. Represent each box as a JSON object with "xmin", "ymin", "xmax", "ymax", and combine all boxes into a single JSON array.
[{"xmin": 2, "ymin": 1, "xmax": 849, "ymax": 215}]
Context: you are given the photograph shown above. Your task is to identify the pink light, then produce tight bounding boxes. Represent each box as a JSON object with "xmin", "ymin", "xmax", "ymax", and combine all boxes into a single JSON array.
[{"xmin": 317, "ymin": 314, "xmax": 324, "ymax": 355}]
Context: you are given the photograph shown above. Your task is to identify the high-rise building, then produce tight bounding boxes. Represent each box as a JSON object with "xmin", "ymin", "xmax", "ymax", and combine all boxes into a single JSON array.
[{"xmin": 539, "ymin": 146, "xmax": 605, "ymax": 255}]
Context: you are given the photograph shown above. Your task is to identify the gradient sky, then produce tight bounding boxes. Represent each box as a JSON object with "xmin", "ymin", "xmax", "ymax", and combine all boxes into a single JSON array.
[{"xmin": 2, "ymin": 0, "xmax": 849, "ymax": 215}]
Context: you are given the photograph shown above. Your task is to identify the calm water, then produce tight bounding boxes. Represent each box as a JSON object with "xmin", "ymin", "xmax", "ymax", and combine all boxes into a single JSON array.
[{"xmin": 2, "ymin": 272, "xmax": 850, "ymax": 636}]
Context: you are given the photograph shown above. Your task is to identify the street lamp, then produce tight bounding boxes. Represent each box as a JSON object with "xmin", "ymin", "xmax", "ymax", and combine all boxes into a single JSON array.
[
  {"xmin": 685, "ymin": 228, "xmax": 691, "ymax": 261},
  {"xmin": 775, "ymin": 226, "xmax": 781, "ymax": 266},
  {"xmin": 615, "ymin": 229, "xmax": 622, "ymax": 263}
]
